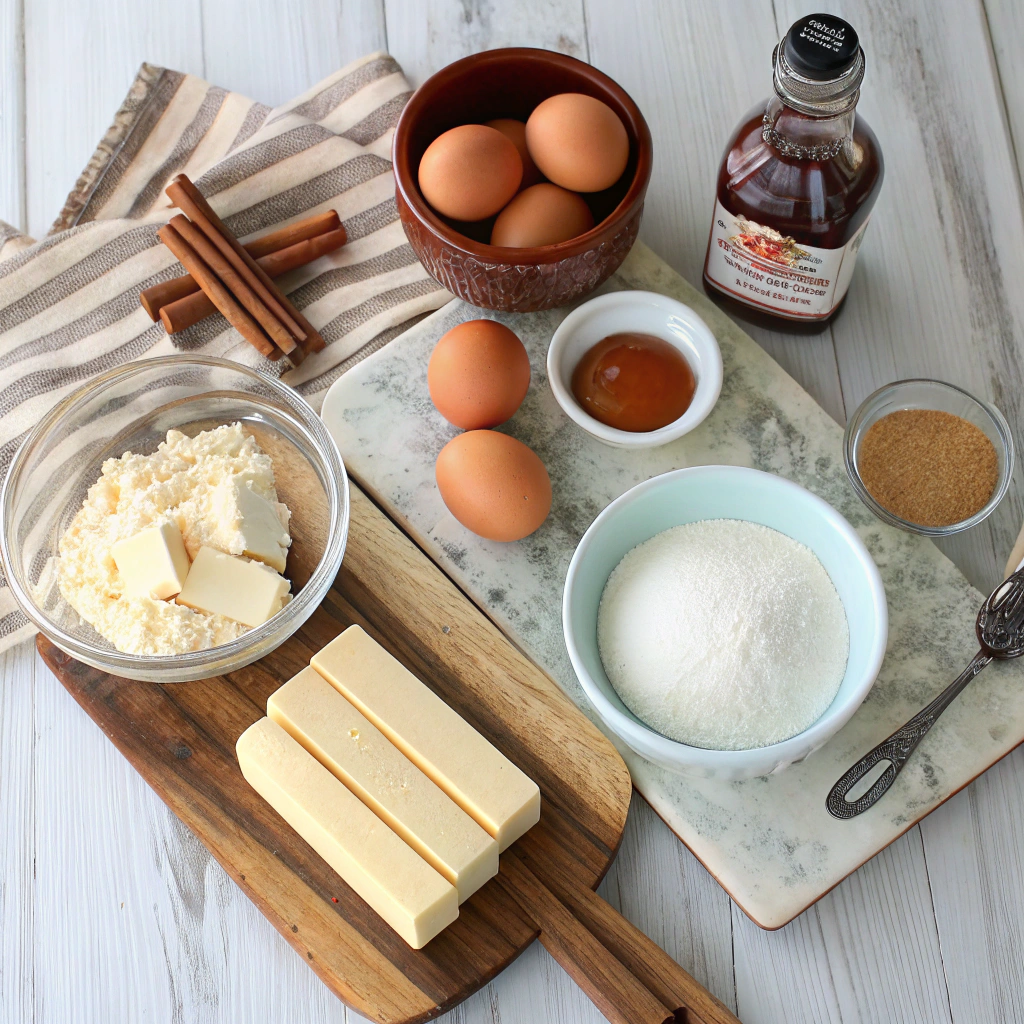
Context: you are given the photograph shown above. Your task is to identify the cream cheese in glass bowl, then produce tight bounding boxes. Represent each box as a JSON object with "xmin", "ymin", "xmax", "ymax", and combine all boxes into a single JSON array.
[{"xmin": 0, "ymin": 355, "xmax": 349, "ymax": 682}]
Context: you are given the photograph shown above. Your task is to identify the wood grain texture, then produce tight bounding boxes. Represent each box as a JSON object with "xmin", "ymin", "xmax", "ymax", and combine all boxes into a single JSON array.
[
  {"xmin": 23, "ymin": 0, "xmax": 204, "ymax": 239},
  {"xmin": 384, "ymin": 0, "xmax": 587, "ymax": 89},
  {"xmin": 31, "ymin": 656, "xmax": 349, "ymax": 1024},
  {"xmin": 812, "ymin": 829, "xmax": 952, "ymax": 1023},
  {"xmin": 599, "ymin": 797, "xmax": 737, "ymax": 1018},
  {"xmin": 37, "ymin": 483, "xmax": 633, "ymax": 1024},
  {"xmin": 987, "ymin": 0, "xmax": 1024, "ymax": 192},
  {"xmin": 520, "ymin": 837, "xmax": 737, "ymax": 1024},
  {"xmin": 201, "ymin": 0, "xmax": 386, "ymax": 110},
  {"xmin": 0, "ymin": 647, "xmax": 35, "ymax": 1024},
  {"xmin": 495, "ymin": 855, "xmax": 674, "ymax": 1024},
  {"xmin": 730, "ymin": 801, "xmax": 954, "ymax": 1024},
  {"xmin": 0, "ymin": 0, "xmax": 25, "ymax": 235},
  {"xmin": 919, "ymin": 746, "xmax": 1024, "ymax": 1024}
]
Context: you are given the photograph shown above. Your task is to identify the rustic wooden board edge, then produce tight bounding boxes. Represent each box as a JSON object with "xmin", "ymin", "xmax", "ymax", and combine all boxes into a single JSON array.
[
  {"xmin": 36, "ymin": 481, "xmax": 633, "ymax": 1023},
  {"xmin": 35, "ymin": 638, "xmax": 445, "ymax": 1022}
]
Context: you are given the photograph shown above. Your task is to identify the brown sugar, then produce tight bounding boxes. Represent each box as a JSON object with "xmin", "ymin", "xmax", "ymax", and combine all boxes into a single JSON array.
[{"xmin": 857, "ymin": 409, "xmax": 998, "ymax": 527}]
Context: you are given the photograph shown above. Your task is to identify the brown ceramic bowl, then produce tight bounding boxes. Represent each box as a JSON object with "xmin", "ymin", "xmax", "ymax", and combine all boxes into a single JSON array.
[{"xmin": 393, "ymin": 48, "xmax": 653, "ymax": 312}]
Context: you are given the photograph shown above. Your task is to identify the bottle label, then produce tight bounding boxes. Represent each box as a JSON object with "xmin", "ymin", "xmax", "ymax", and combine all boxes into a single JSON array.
[{"xmin": 704, "ymin": 200, "xmax": 870, "ymax": 319}]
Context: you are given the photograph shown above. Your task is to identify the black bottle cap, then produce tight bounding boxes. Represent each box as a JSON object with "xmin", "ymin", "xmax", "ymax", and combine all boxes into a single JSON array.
[{"xmin": 783, "ymin": 15, "xmax": 860, "ymax": 81}]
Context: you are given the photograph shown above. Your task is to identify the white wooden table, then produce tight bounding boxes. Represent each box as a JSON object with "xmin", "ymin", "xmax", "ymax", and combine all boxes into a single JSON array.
[{"xmin": 3, "ymin": 1, "xmax": 1024, "ymax": 1021}]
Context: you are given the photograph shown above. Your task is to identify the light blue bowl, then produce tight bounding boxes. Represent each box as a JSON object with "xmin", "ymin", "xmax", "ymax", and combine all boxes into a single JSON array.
[{"xmin": 563, "ymin": 466, "xmax": 888, "ymax": 780}]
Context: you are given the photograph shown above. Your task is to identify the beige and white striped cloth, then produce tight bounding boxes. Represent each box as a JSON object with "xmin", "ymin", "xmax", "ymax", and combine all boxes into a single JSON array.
[{"xmin": 0, "ymin": 52, "xmax": 451, "ymax": 651}]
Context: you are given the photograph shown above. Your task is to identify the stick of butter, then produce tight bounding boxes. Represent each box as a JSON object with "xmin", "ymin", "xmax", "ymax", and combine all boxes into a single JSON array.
[
  {"xmin": 236, "ymin": 718, "xmax": 458, "ymax": 948},
  {"xmin": 177, "ymin": 546, "xmax": 289, "ymax": 626},
  {"xmin": 111, "ymin": 521, "xmax": 190, "ymax": 600},
  {"xmin": 311, "ymin": 626, "xmax": 541, "ymax": 852},
  {"xmin": 269, "ymin": 667, "xmax": 498, "ymax": 903}
]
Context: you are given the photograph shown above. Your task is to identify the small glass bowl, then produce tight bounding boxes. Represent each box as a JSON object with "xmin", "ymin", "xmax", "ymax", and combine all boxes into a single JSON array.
[
  {"xmin": 0, "ymin": 355, "xmax": 349, "ymax": 682},
  {"xmin": 844, "ymin": 378, "xmax": 1014, "ymax": 537}
]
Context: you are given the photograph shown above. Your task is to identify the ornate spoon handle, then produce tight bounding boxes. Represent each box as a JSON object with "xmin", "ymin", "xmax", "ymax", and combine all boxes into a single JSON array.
[{"xmin": 826, "ymin": 650, "xmax": 992, "ymax": 820}]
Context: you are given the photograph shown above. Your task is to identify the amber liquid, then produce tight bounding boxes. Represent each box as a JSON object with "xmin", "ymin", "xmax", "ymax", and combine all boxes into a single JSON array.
[
  {"xmin": 703, "ymin": 101, "xmax": 884, "ymax": 327},
  {"xmin": 571, "ymin": 333, "xmax": 696, "ymax": 433}
]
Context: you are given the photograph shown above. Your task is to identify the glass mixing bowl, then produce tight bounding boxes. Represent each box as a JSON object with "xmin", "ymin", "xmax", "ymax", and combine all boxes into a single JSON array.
[
  {"xmin": 844, "ymin": 378, "xmax": 1014, "ymax": 537},
  {"xmin": 0, "ymin": 355, "xmax": 349, "ymax": 682}
]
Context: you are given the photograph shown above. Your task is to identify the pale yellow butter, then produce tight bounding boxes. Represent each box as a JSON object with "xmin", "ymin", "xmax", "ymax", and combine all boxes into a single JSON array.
[
  {"xmin": 236, "ymin": 718, "xmax": 458, "ymax": 949},
  {"xmin": 111, "ymin": 521, "xmax": 190, "ymax": 600},
  {"xmin": 311, "ymin": 626, "xmax": 541, "ymax": 852},
  {"xmin": 269, "ymin": 667, "xmax": 498, "ymax": 903},
  {"xmin": 212, "ymin": 476, "xmax": 291, "ymax": 572},
  {"xmin": 177, "ymin": 546, "xmax": 289, "ymax": 626}
]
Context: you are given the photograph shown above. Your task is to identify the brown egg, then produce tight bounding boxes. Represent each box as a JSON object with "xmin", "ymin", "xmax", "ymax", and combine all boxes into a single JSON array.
[
  {"xmin": 485, "ymin": 118, "xmax": 544, "ymax": 189},
  {"xmin": 525, "ymin": 93, "xmax": 629, "ymax": 192},
  {"xmin": 418, "ymin": 124, "xmax": 522, "ymax": 221},
  {"xmin": 435, "ymin": 430, "xmax": 552, "ymax": 542},
  {"xmin": 428, "ymin": 320, "xmax": 531, "ymax": 429},
  {"xmin": 491, "ymin": 183, "xmax": 595, "ymax": 248}
]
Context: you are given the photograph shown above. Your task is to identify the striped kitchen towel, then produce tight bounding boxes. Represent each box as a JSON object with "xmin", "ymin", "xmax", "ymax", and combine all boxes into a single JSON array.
[{"xmin": 0, "ymin": 53, "xmax": 451, "ymax": 651}]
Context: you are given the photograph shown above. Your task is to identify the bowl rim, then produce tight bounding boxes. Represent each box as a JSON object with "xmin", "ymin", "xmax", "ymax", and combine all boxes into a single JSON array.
[
  {"xmin": 546, "ymin": 290, "xmax": 724, "ymax": 448},
  {"xmin": 0, "ymin": 354, "xmax": 350, "ymax": 676},
  {"xmin": 562, "ymin": 464, "xmax": 889, "ymax": 771},
  {"xmin": 843, "ymin": 377, "xmax": 1015, "ymax": 537},
  {"xmin": 392, "ymin": 46, "xmax": 654, "ymax": 265}
]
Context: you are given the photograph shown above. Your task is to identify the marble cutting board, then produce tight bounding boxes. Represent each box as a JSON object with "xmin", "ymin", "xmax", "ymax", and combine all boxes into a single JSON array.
[{"xmin": 320, "ymin": 242, "xmax": 1024, "ymax": 930}]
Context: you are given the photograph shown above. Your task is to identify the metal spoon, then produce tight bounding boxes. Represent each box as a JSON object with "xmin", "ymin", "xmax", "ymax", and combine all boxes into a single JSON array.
[{"xmin": 826, "ymin": 565, "xmax": 1024, "ymax": 819}]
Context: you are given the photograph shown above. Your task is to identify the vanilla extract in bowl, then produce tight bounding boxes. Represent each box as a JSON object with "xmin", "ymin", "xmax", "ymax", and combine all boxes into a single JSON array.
[{"xmin": 570, "ymin": 332, "xmax": 696, "ymax": 433}]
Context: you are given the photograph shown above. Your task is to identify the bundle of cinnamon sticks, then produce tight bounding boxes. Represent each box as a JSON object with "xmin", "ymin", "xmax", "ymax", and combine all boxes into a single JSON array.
[{"xmin": 145, "ymin": 175, "xmax": 347, "ymax": 364}]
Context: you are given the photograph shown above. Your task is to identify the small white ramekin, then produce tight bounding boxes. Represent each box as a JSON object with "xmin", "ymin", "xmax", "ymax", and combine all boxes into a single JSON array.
[{"xmin": 546, "ymin": 290, "xmax": 723, "ymax": 449}]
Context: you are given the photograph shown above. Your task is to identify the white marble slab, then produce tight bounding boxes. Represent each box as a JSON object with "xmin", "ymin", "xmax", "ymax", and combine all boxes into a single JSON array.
[{"xmin": 321, "ymin": 242, "xmax": 1024, "ymax": 929}]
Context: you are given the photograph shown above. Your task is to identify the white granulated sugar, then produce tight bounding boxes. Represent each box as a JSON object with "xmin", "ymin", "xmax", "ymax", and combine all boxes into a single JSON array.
[{"xmin": 597, "ymin": 519, "xmax": 849, "ymax": 750}]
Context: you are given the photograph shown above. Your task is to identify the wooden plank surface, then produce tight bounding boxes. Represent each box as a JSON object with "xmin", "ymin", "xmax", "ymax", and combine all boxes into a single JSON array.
[
  {"xmin": 0, "ymin": 0, "xmax": 25, "ymax": 237},
  {"xmin": 202, "ymin": 0, "xmax": 386, "ymax": 115},
  {"xmin": 383, "ymin": 0, "xmax": 588, "ymax": 99},
  {"xmin": 4, "ymin": 1, "xmax": 1024, "ymax": 1022},
  {"xmin": 23, "ymin": 0, "xmax": 205, "ymax": 240},
  {"xmin": 0, "ymin": 648, "xmax": 34, "ymax": 1024}
]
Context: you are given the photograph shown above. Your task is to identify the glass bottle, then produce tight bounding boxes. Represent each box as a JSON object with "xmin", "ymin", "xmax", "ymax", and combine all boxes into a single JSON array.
[{"xmin": 703, "ymin": 14, "xmax": 883, "ymax": 325}]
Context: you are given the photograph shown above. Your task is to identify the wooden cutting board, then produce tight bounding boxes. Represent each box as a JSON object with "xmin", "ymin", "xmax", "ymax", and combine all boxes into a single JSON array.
[{"xmin": 37, "ymin": 483, "xmax": 636, "ymax": 1024}]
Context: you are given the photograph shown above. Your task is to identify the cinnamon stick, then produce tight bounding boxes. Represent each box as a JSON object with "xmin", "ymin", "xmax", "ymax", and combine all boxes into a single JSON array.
[
  {"xmin": 160, "ymin": 227, "xmax": 347, "ymax": 334},
  {"xmin": 244, "ymin": 210, "xmax": 341, "ymax": 259},
  {"xmin": 166, "ymin": 175, "xmax": 312, "ymax": 348},
  {"xmin": 140, "ymin": 274, "xmax": 200, "ymax": 321},
  {"xmin": 140, "ymin": 210, "xmax": 342, "ymax": 320},
  {"xmin": 156, "ymin": 223, "xmax": 277, "ymax": 359},
  {"xmin": 169, "ymin": 214, "xmax": 297, "ymax": 355}
]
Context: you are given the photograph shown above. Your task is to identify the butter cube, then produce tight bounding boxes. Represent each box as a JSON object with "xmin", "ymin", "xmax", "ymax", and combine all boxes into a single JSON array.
[
  {"xmin": 237, "ymin": 718, "xmax": 458, "ymax": 948},
  {"xmin": 312, "ymin": 626, "xmax": 541, "ymax": 852},
  {"xmin": 214, "ymin": 477, "xmax": 291, "ymax": 573},
  {"xmin": 111, "ymin": 522, "xmax": 190, "ymax": 600},
  {"xmin": 177, "ymin": 546, "xmax": 289, "ymax": 626},
  {"xmin": 269, "ymin": 667, "xmax": 498, "ymax": 903}
]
